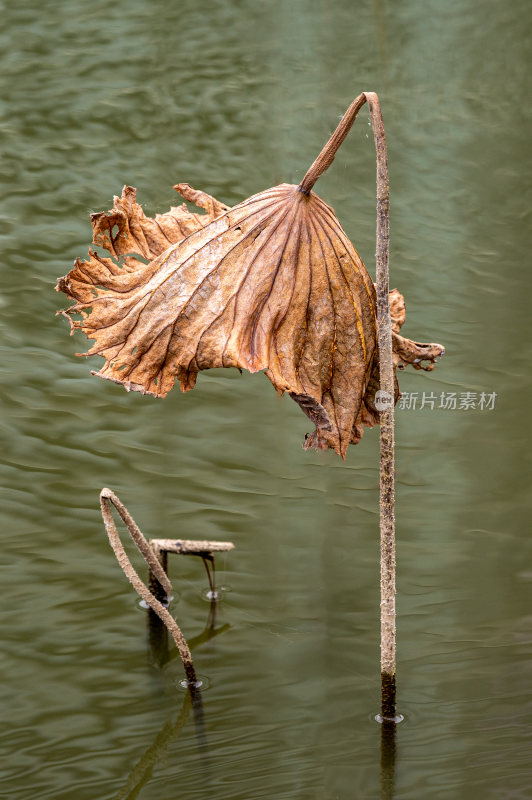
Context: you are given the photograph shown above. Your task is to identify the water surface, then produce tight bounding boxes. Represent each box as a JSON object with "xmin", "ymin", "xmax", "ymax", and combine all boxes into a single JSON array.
[{"xmin": 1, "ymin": 1, "xmax": 531, "ymax": 798}]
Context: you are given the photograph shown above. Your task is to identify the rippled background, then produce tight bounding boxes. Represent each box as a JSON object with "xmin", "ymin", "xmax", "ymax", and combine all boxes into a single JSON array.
[{"xmin": 1, "ymin": 1, "xmax": 531, "ymax": 798}]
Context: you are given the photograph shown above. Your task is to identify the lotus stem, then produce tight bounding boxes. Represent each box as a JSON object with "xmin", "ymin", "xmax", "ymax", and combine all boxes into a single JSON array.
[
  {"xmin": 364, "ymin": 94, "xmax": 397, "ymax": 717},
  {"xmin": 298, "ymin": 93, "xmax": 367, "ymax": 194},
  {"xmin": 300, "ymin": 92, "xmax": 397, "ymax": 717},
  {"xmin": 99, "ymin": 488, "xmax": 198, "ymax": 686}
]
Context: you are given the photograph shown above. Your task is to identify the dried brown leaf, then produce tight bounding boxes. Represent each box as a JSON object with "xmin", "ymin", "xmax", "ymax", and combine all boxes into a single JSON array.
[{"xmin": 57, "ymin": 183, "xmax": 443, "ymax": 457}]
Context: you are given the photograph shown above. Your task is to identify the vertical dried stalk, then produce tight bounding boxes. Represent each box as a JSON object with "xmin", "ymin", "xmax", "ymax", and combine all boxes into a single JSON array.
[
  {"xmin": 99, "ymin": 488, "xmax": 198, "ymax": 686},
  {"xmin": 299, "ymin": 92, "xmax": 397, "ymax": 715},
  {"xmin": 365, "ymin": 94, "xmax": 397, "ymax": 717}
]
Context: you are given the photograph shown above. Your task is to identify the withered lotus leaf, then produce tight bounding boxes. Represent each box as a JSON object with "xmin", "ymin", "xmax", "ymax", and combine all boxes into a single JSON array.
[
  {"xmin": 57, "ymin": 182, "xmax": 443, "ymax": 457},
  {"xmin": 57, "ymin": 96, "xmax": 444, "ymax": 458}
]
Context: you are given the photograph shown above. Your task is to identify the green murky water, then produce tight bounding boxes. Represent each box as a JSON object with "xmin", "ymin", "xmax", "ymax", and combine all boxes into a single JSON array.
[{"xmin": 1, "ymin": 1, "xmax": 531, "ymax": 797}]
